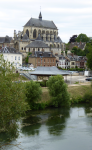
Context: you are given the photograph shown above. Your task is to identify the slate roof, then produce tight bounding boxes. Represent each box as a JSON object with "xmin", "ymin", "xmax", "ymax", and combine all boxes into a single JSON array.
[
  {"xmin": 22, "ymin": 33, "xmax": 29, "ymax": 41},
  {"xmin": 58, "ymin": 55, "xmax": 66, "ymax": 60},
  {"xmin": 67, "ymin": 55, "xmax": 86, "ymax": 61},
  {"xmin": 29, "ymin": 51, "xmax": 55, "ymax": 58},
  {"xmin": 36, "ymin": 34, "xmax": 43, "ymax": 41},
  {"xmin": 0, "ymin": 47, "xmax": 22, "ymax": 54},
  {"xmin": 24, "ymin": 18, "xmax": 57, "ymax": 29},
  {"xmin": 0, "ymin": 36, "xmax": 12, "ymax": 44},
  {"xmin": 25, "ymin": 40, "xmax": 49, "ymax": 48},
  {"xmin": 30, "ymin": 66, "xmax": 70, "ymax": 76},
  {"xmin": 68, "ymin": 42, "xmax": 86, "ymax": 50}
]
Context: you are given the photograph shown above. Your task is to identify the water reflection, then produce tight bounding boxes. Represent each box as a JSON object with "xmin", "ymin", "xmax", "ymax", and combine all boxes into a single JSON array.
[
  {"xmin": 46, "ymin": 107, "xmax": 70, "ymax": 136},
  {"xmin": 21, "ymin": 114, "xmax": 41, "ymax": 136},
  {"xmin": 1, "ymin": 105, "xmax": 92, "ymax": 150}
]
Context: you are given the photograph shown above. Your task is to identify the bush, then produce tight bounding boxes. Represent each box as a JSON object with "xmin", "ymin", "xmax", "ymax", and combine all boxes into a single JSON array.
[
  {"xmin": 83, "ymin": 92, "xmax": 92, "ymax": 103},
  {"xmin": 36, "ymin": 80, "xmax": 47, "ymax": 87},
  {"xmin": 47, "ymin": 75, "xmax": 70, "ymax": 107},
  {"xmin": 25, "ymin": 81, "xmax": 42, "ymax": 109}
]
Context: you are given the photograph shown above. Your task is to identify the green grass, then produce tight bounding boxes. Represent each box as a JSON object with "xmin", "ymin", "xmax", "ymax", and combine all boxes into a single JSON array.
[{"xmin": 40, "ymin": 85, "xmax": 92, "ymax": 105}]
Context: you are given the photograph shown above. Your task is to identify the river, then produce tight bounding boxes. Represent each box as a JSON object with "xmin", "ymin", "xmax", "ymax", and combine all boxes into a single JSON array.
[{"xmin": 0, "ymin": 104, "xmax": 92, "ymax": 150}]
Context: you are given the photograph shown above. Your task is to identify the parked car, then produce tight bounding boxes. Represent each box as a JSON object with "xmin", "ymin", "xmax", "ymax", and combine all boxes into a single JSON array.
[{"xmin": 85, "ymin": 77, "xmax": 92, "ymax": 81}]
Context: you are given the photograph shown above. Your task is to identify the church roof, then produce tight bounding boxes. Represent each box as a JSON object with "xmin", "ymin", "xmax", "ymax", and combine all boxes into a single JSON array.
[
  {"xmin": 24, "ymin": 18, "xmax": 57, "ymax": 29},
  {"xmin": 39, "ymin": 12, "xmax": 42, "ymax": 20},
  {"xmin": 22, "ymin": 33, "xmax": 29, "ymax": 41},
  {"xmin": 36, "ymin": 34, "xmax": 43, "ymax": 41},
  {"xmin": 25, "ymin": 40, "xmax": 49, "ymax": 48}
]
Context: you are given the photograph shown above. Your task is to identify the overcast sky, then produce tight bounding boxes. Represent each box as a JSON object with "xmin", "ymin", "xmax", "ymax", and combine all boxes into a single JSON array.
[{"xmin": 0, "ymin": 0, "xmax": 92, "ymax": 43}]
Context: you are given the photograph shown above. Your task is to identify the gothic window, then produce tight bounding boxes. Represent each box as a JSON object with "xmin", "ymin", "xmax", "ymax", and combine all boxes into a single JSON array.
[
  {"xmin": 50, "ymin": 31, "xmax": 53, "ymax": 34},
  {"xmin": 38, "ymin": 30, "xmax": 41, "ymax": 35},
  {"xmin": 46, "ymin": 31, "xmax": 49, "ymax": 34},
  {"xmin": 54, "ymin": 31, "xmax": 56, "ymax": 35},
  {"xmin": 46, "ymin": 36, "xmax": 48, "ymax": 41},
  {"xmin": 26, "ymin": 29, "xmax": 29, "ymax": 37},
  {"xmin": 33, "ymin": 29, "xmax": 36, "ymax": 38},
  {"xmin": 57, "ymin": 44, "xmax": 59, "ymax": 48},
  {"xmin": 54, "ymin": 44, "xmax": 56, "ymax": 48},
  {"xmin": 42, "ymin": 30, "xmax": 45, "ymax": 34}
]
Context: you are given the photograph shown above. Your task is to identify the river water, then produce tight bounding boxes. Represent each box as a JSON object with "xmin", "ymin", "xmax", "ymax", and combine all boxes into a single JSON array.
[{"xmin": 1, "ymin": 104, "xmax": 92, "ymax": 150}]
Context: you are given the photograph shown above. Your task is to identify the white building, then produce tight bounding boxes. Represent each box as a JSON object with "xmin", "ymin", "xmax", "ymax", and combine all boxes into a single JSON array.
[{"xmin": 0, "ymin": 47, "xmax": 22, "ymax": 68}]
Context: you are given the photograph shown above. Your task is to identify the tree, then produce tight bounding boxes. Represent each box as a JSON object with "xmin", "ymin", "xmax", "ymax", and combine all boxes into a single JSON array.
[
  {"xmin": 25, "ymin": 81, "xmax": 42, "ymax": 109},
  {"xmin": 0, "ymin": 55, "xmax": 28, "ymax": 137},
  {"xmin": 76, "ymin": 33, "xmax": 89, "ymax": 43},
  {"xmin": 69, "ymin": 35, "xmax": 77, "ymax": 43},
  {"xmin": 47, "ymin": 75, "xmax": 70, "ymax": 107},
  {"xmin": 72, "ymin": 46, "xmax": 86, "ymax": 56},
  {"xmin": 87, "ymin": 48, "xmax": 92, "ymax": 70}
]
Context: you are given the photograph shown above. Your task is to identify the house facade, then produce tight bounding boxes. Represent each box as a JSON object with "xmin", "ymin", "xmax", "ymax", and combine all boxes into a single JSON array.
[
  {"xmin": 28, "ymin": 51, "xmax": 56, "ymax": 68},
  {"xmin": 0, "ymin": 36, "xmax": 14, "ymax": 49},
  {"xmin": 0, "ymin": 47, "xmax": 22, "ymax": 68}
]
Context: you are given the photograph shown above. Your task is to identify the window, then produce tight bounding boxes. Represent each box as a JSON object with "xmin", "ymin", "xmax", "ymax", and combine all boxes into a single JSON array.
[
  {"xmin": 11, "ymin": 56, "xmax": 13, "ymax": 61},
  {"xmin": 26, "ymin": 29, "xmax": 29, "ymax": 37},
  {"xmin": 15, "ymin": 56, "xmax": 17, "ymax": 60},
  {"xmin": 33, "ymin": 29, "xmax": 36, "ymax": 38},
  {"xmin": 22, "ymin": 47, "xmax": 23, "ymax": 50},
  {"xmin": 18, "ymin": 56, "xmax": 20, "ymax": 60}
]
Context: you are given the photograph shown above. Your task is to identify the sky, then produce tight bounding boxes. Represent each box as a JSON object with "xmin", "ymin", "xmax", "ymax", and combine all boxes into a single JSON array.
[{"xmin": 0, "ymin": 0, "xmax": 92, "ymax": 43}]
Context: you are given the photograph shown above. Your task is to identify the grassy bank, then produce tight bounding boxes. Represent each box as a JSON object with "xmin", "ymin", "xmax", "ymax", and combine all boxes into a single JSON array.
[{"xmin": 41, "ymin": 85, "xmax": 92, "ymax": 105}]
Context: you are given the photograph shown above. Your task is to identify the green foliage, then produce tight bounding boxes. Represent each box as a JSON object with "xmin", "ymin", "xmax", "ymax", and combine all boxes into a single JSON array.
[
  {"xmin": 76, "ymin": 33, "xmax": 90, "ymax": 43},
  {"xmin": 25, "ymin": 81, "xmax": 42, "ymax": 109},
  {"xmin": 65, "ymin": 43, "xmax": 69, "ymax": 50},
  {"xmin": 47, "ymin": 75, "xmax": 70, "ymax": 107},
  {"xmin": 25, "ymin": 52, "xmax": 32, "ymax": 63},
  {"xmin": 0, "ymin": 55, "xmax": 28, "ymax": 136},
  {"xmin": 87, "ymin": 48, "xmax": 92, "ymax": 70},
  {"xmin": 72, "ymin": 46, "xmax": 86, "ymax": 56},
  {"xmin": 83, "ymin": 92, "xmax": 92, "ymax": 103},
  {"xmin": 36, "ymin": 80, "xmax": 47, "ymax": 87}
]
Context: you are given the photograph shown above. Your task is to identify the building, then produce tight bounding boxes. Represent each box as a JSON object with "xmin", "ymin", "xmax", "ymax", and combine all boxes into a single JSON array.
[
  {"xmin": 0, "ymin": 47, "xmax": 22, "ymax": 68},
  {"xmin": 14, "ymin": 12, "xmax": 63, "ymax": 57},
  {"xmin": 28, "ymin": 51, "xmax": 56, "ymax": 68},
  {"xmin": 0, "ymin": 36, "xmax": 14, "ymax": 49}
]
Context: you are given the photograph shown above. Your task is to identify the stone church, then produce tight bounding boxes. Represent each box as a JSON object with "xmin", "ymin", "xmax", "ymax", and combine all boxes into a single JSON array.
[{"xmin": 14, "ymin": 12, "xmax": 64, "ymax": 58}]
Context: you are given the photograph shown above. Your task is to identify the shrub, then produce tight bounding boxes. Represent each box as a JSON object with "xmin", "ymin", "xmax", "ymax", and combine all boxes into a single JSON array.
[
  {"xmin": 83, "ymin": 92, "xmax": 92, "ymax": 103},
  {"xmin": 25, "ymin": 81, "xmax": 42, "ymax": 109},
  {"xmin": 47, "ymin": 75, "xmax": 70, "ymax": 107}
]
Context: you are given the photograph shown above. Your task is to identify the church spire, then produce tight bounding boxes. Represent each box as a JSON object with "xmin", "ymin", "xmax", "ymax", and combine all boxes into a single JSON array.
[{"xmin": 39, "ymin": 12, "xmax": 42, "ymax": 21}]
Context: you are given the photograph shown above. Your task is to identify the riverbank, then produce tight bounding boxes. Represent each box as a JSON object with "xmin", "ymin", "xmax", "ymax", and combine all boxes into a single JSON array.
[{"xmin": 41, "ymin": 83, "xmax": 92, "ymax": 104}]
